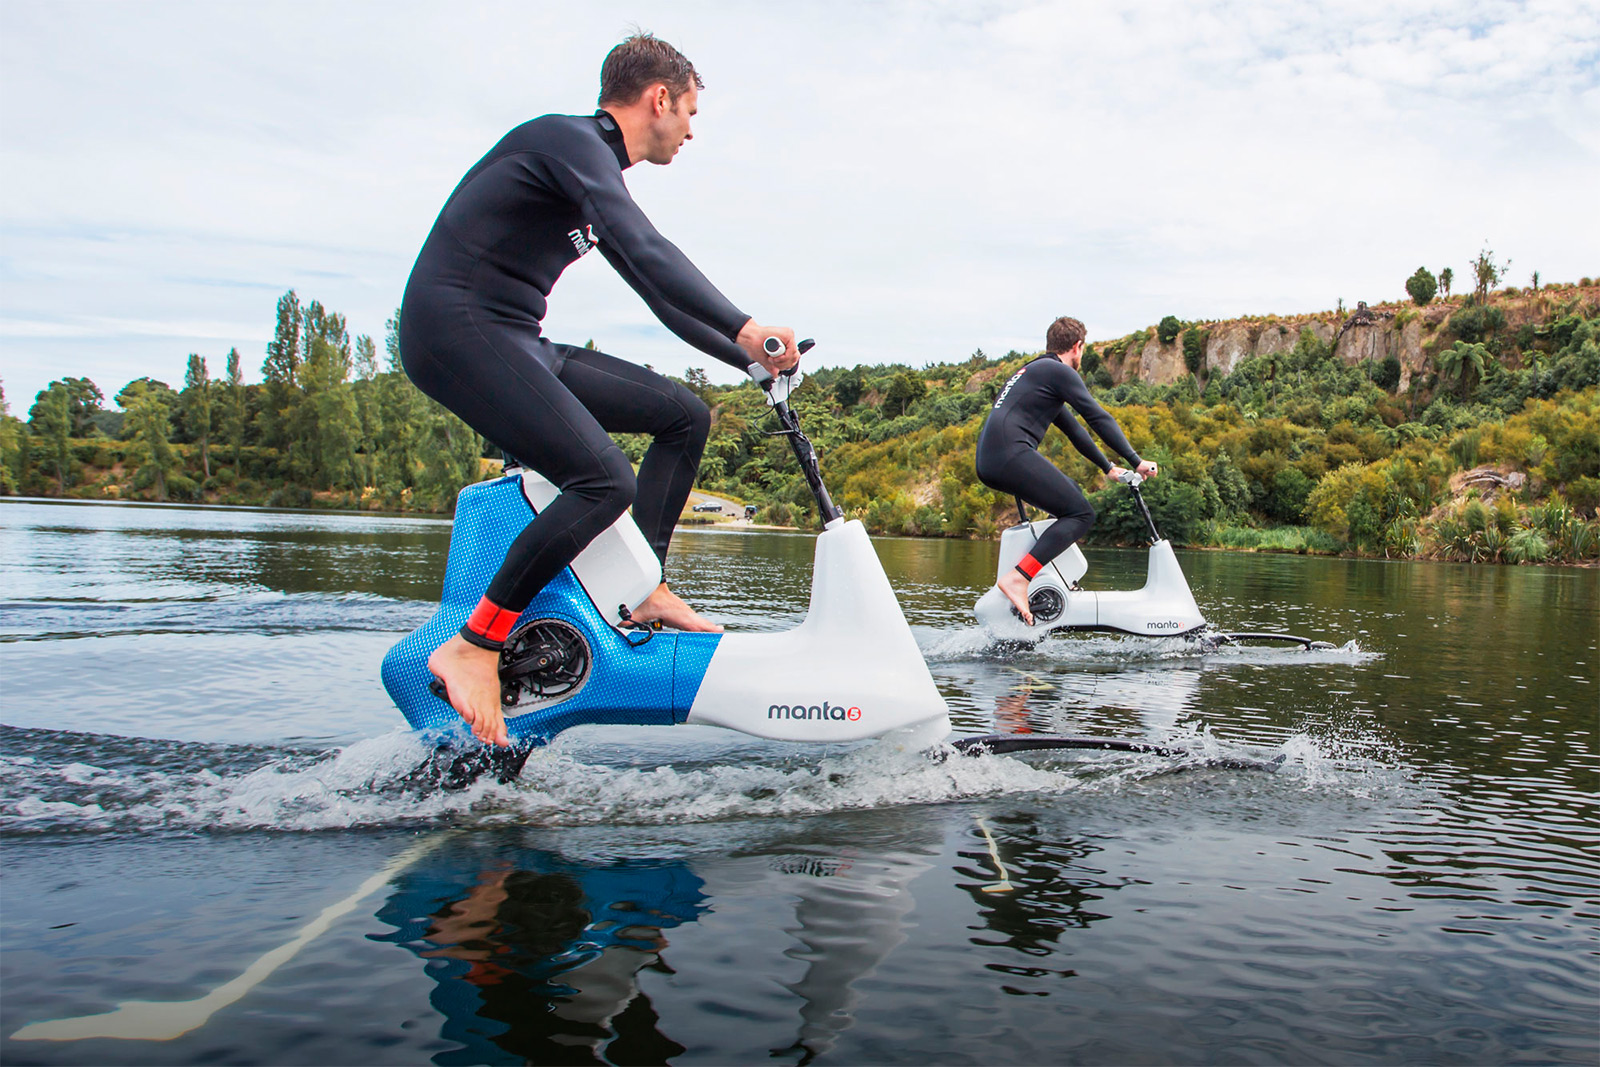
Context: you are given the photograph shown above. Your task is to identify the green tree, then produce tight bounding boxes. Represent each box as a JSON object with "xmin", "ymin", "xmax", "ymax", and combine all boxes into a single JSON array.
[
  {"xmin": 833, "ymin": 366, "xmax": 864, "ymax": 407},
  {"xmin": 1268, "ymin": 466, "xmax": 1314, "ymax": 524},
  {"xmin": 1439, "ymin": 266, "xmax": 1453, "ymax": 298},
  {"xmin": 222, "ymin": 347, "xmax": 247, "ymax": 470},
  {"xmin": 416, "ymin": 399, "xmax": 482, "ymax": 510},
  {"xmin": 290, "ymin": 302, "xmax": 358, "ymax": 488},
  {"xmin": 1470, "ymin": 244, "xmax": 1509, "ymax": 304},
  {"xmin": 1158, "ymin": 315, "xmax": 1182, "ymax": 344},
  {"xmin": 28, "ymin": 382, "xmax": 72, "ymax": 491},
  {"xmin": 681, "ymin": 366, "xmax": 712, "ymax": 403},
  {"xmin": 118, "ymin": 379, "xmax": 177, "ymax": 501},
  {"xmin": 352, "ymin": 334, "xmax": 383, "ymax": 489},
  {"xmin": 1405, "ymin": 266, "xmax": 1437, "ymax": 306},
  {"xmin": 1081, "ymin": 343, "xmax": 1101, "ymax": 376},
  {"xmin": 1438, "ymin": 340, "xmax": 1489, "ymax": 399},
  {"xmin": 883, "ymin": 372, "xmax": 926, "ymax": 418},
  {"xmin": 377, "ymin": 308, "xmax": 425, "ymax": 495},
  {"xmin": 182, "ymin": 354, "xmax": 212, "ymax": 478},
  {"xmin": 0, "ymin": 383, "xmax": 24, "ymax": 494},
  {"xmin": 1210, "ymin": 451, "xmax": 1251, "ymax": 519},
  {"xmin": 60, "ymin": 377, "xmax": 105, "ymax": 436},
  {"xmin": 259, "ymin": 290, "xmax": 303, "ymax": 454},
  {"xmin": 1181, "ymin": 327, "xmax": 1209, "ymax": 377},
  {"xmin": 1372, "ymin": 355, "xmax": 1402, "ymax": 392}
]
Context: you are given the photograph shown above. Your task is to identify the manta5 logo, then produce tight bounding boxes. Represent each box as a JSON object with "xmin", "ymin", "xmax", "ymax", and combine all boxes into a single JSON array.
[
  {"xmin": 769, "ymin": 701, "xmax": 862, "ymax": 722},
  {"xmin": 992, "ymin": 366, "xmax": 1026, "ymax": 409},
  {"xmin": 1147, "ymin": 620, "xmax": 1183, "ymax": 630},
  {"xmin": 568, "ymin": 224, "xmax": 598, "ymax": 256}
]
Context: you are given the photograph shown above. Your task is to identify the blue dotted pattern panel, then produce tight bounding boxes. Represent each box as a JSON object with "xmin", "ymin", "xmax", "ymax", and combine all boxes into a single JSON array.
[
  {"xmin": 672, "ymin": 633, "xmax": 721, "ymax": 721},
  {"xmin": 381, "ymin": 476, "xmax": 721, "ymax": 744}
]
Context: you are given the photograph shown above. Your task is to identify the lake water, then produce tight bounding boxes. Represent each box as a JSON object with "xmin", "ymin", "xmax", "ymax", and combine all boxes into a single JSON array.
[{"xmin": 1, "ymin": 497, "xmax": 1595, "ymax": 1066}]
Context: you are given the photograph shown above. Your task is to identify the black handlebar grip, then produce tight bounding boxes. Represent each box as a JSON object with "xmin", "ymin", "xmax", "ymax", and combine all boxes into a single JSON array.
[
  {"xmin": 763, "ymin": 336, "xmax": 817, "ymax": 357},
  {"xmin": 763, "ymin": 337, "xmax": 816, "ymax": 379}
]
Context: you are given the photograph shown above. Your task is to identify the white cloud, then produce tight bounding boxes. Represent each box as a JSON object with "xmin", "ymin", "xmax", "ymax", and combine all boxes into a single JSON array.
[{"xmin": 2, "ymin": 0, "xmax": 1596, "ymax": 408}]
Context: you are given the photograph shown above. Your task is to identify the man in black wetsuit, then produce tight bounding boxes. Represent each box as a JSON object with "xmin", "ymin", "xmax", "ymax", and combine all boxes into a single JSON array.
[
  {"xmin": 400, "ymin": 34, "xmax": 799, "ymax": 745},
  {"xmin": 976, "ymin": 316, "xmax": 1158, "ymax": 624}
]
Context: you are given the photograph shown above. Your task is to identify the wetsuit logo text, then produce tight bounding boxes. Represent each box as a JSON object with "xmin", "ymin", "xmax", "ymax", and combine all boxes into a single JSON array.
[
  {"xmin": 768, "ymin": 701, "xmax": 863, "ymax": 722},
  {"xmin": 993, "ymin": 367, "xmax": 1026, "ymax": 409},
  {"xmin": 568, "ymin": 224, "xmax": 598, "ymax": 257}
]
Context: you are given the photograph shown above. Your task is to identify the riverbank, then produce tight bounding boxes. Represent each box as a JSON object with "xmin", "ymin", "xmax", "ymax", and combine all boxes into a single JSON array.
[{"xmin": 8, "ymin": 282, "xmax": 1596, "ymax": 566}]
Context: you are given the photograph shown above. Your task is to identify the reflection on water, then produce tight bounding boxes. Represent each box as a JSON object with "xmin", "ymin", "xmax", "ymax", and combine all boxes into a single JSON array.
[
  {"xmin": 1, "ymin": 498, "xmax": 1597, "ymax": 1065},
  {"xmin": 373, "ymin": 826, "xmax": 939, "ymax": 1066},
  {"xmin": 379, "ymin": 843, "xmax": 706, "ymax": 1065}
]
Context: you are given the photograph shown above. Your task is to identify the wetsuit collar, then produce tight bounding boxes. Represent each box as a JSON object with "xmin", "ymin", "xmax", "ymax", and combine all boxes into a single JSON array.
[{"xmin": 593, "ymin": 110, "xmax": 632, "ymax": 169}]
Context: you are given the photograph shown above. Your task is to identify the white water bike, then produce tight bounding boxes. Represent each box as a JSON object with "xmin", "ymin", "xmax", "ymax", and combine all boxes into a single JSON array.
[{"xmin": 974, "ymin": 471, "xmax": 1334, "ymax": 652}]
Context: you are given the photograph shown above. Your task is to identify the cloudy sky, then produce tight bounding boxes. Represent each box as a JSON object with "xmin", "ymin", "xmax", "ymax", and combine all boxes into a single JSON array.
[{"xmin": 2, "ymin": 0, "xmax": 1596, "ymax": 409}]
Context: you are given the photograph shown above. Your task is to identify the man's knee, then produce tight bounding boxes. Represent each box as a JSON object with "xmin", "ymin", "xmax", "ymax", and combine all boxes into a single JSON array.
[
  {"xmin": 567, "ymin": 446, "xmax": 637, "ymax": 518},
  {"xmin": 664, "ymin": 381, "xmax": 711, "ymax": 450}
]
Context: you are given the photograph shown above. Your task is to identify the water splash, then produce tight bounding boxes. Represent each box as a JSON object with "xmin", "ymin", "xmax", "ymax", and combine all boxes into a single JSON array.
[
  {"xmin": 0, "ymin": 722, "xmax": 1403, "ymax": 835},
  {"xmin": 919, "ymin": 626, "xmax": 1375, "ymax": 667}
]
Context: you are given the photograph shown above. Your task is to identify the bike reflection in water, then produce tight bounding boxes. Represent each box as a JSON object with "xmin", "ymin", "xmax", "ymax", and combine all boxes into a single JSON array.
[
  {"xmin": 991, "ymin": 666, "xmax": 1201, "ymax": 739},
  {"xmin": 373, "ymin": 830, "xmax": 932, "ymax": 1065},
  {"xmin": 768, "ymin": 844, "xmax": 932, "ymax": 1061},
  {"xmin": 374, "ymin": 847, "xmax": 706, "ymax": 1064}
]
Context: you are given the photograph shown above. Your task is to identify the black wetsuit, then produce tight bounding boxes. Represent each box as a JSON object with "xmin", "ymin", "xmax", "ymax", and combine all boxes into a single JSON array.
[
  {"xmin": 975, "ymin": 356, "xmax": 1142, "ymax": 576},
  {"xmin": 400, "ymin": 110, "xmax": 753, "ymax": 648}
]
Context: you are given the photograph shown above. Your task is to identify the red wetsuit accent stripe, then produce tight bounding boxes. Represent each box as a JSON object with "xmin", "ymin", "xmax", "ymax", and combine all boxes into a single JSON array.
[
  {"xmin": 465, "ymin": 597, "xmax": 519, "ymax": 644},
  {"xmin": 1016, "ymin": 553, "xmax": 1043, "ymax": 579}
]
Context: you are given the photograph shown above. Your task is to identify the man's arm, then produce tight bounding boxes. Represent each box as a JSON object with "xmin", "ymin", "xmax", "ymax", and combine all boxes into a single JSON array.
[
  {"xmin": 1056, "ymin": 364, "xmax": 1142, "ymax": 468},
  {"xmin": 1051, "ymin": 409, "xmax": 1114, "ymax": 472},
  {"xmin": 598, "ymin": 245, "xmax": 752, "ymax": 370}
]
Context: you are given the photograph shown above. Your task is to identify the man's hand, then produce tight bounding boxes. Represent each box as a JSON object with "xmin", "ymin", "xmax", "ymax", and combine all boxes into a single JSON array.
[
  {"xmin": 1136, "ymin": 460, "xmax": 1159, "ymax": 478},
  {"xmin": 1107, "ymin": 465, "xmax": 1129, "ymax": 483},
  {"xmin": 737, "ymin": 320, "xmax": 800, "ymax": 374}
]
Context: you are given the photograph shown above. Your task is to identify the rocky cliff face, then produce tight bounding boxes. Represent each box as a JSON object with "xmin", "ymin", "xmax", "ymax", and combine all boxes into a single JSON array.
[{"xmin": 1098, "ymin": 284, "xmax": 1598, "ymax": 392}]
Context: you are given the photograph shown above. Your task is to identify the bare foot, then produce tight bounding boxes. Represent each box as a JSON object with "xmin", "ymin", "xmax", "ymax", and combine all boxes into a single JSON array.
[
  {"xmin": 428, "ymin": 634, "xmax": 510, "ymax": 746},
  {"xmin": 996, "ymin": 570, "xmax": 1034, "ymax": 626},
  {"xmin": 629, "ymin": 583, "xmax": 724, "ymax": 633}
]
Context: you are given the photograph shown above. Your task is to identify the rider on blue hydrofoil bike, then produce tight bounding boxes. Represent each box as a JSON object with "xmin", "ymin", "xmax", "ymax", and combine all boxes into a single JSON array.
[
  {"xmin": 399, "ymin": 34, "xmax": 800, "ymax": 746},
  {"xmin": 975, "ymin": 316, "xmax": 1158, "ymax": 625}
]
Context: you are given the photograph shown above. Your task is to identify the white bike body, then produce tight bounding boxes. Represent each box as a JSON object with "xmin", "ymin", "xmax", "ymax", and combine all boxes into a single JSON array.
[{"xmin": 973, "ymin": 518, "xmax": 1207, "ymax": 641}]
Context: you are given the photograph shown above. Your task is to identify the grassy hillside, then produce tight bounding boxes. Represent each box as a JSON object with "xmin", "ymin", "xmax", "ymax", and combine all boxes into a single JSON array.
[{"xmin": 682, "ymin": 281, "xmax": 1599, "ymax": 564}]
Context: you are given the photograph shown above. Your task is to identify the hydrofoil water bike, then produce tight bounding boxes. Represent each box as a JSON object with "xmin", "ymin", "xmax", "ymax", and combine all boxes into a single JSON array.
[
  {"xmin": 974, "ymin": 471, "xmax": 1334, "ymax": 651},
  {"xmin": 383, "ymin": 344, "xmax": 1285, "ymax": 783}
]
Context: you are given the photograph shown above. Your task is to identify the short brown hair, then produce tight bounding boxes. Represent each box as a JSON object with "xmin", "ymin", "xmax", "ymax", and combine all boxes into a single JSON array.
[
  {"xmin": 1046, "ymin": 316, "xmax": 1086, "ymax": 354},
  {"xmin": 599, "ymin": 33, "xmax": 703, "ymax": 107}
]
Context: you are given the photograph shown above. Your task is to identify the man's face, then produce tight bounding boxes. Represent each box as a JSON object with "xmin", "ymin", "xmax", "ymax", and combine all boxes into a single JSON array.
[
  {"xmin": 645, "ymin": 84, "xmax": 697, "ymax": 165},
  {"xmin": 1062, "ymin": 342, "xmax": 1084, "ymax": 371}
]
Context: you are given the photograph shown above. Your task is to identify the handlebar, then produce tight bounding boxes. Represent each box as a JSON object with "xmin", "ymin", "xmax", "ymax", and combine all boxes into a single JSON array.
[
  {"xmin": 763, "ymin": 336, "xmax": 815, "ymax": 359},
  {"xmin": 1117, "ymin": 468, "xmax": 1161, "ymax": 542},
  {"xmin": 745, "ymin": 338, "xmax": 840, "ymax": 527},
  {"xmin": 748, "ymin": 337, "xmax": 814, "ymax": 387}
]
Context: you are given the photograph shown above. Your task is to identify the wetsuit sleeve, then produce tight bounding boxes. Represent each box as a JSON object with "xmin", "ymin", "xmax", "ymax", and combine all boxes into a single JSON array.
[
  {"xmin": 597, "ymin": 245, "xmax": 753, "ymax": 370},
  {"xmin": 1056, "ymin": 364, "xmax": 1142, "ymax": 467},
  {"xmin": 1052, "ymin": 409, "xmax": 1114, "ymax": 472},
  {"xmin": 549, "ymin": 144, "xmax": 751, "ymax": 341}
]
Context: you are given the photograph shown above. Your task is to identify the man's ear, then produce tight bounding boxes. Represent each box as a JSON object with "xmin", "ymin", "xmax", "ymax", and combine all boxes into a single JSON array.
[{"xmin": 651, "ymin": 84, "xmax": 670, "ymax": 116}]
